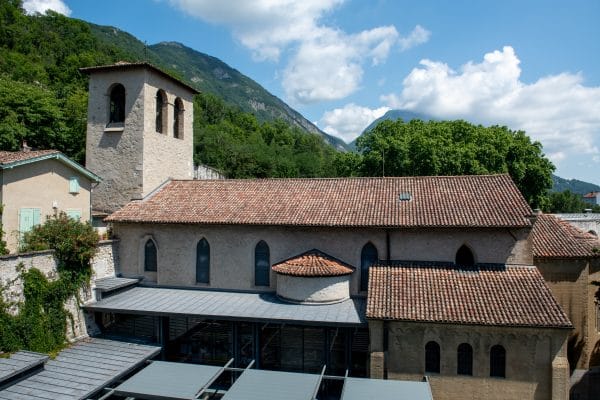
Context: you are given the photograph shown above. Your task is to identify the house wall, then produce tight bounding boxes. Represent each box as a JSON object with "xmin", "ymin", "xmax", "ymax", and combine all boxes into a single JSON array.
[
  {"xmin": 85, "ymin": 67, "xmax": 194, "ymax": 214},
  {"xmin": 369, "ymin": 321, "xmax": 569, "ymax": 400},
  {"xmin": 0, "ymin": 158, "xmax": 92, "ymax": 253},
  {"xmin": 112, "ymin": 223, "xmax": 532, "ymax": 293}
]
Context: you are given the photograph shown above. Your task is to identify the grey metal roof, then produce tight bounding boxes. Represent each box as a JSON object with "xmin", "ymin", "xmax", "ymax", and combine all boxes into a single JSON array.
[
  {"xmin": 85, "ymin": 287, "xmax": 366, "ymax": 326},
  {"xmin": 94, "ymin": 276, "xmax": 139, "ymax": 293},
  {"xmin": 114, "ymin": 361, "xmax": 222, "ymax": 400},
  {"xmin": 341, "ymin": 377, "xmax": 433, "ymax": 400},
  {"xmin": 0, "ymin": 351, "xmax": 48, "ymax": 386},
  {"xmin": 0, "ymin": 338, "xmax": 160, "ymax": 400},
  {"xmin": 222, "ymin": 369, "xmax": 321, "ymax": 400}
]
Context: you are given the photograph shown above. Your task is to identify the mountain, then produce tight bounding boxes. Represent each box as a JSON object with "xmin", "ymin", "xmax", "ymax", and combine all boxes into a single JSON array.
[
  {"xmin": 349, "ymin": 109, "xmax": 436, "ymax": 149},
  {"xmin": 551, "ymin": 175, "xmax": 600, "ymax": 194},
  {"xmin": 89, "ymin": 25, "xmax": 348, "ymax": 151}
]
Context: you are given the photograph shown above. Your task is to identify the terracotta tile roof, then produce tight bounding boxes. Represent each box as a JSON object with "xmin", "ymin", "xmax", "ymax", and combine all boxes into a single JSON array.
[
  {"xmin": 107, "ymin": 175, "xmax": 533, "ymax": 228},
  {"xmin": 531, "ymin": 213, "xmax": 600, "ymax": 259},
  {"xmin": 272, "ymin": 249, "xmax": 355, "ymax": 277},
  {"xmin": 366, "ymin": 262, "xmax": 572, "ymax": 328},
  {"xmin": 0, "ymin": 150, "xmax": 59, "ymax": 165}
]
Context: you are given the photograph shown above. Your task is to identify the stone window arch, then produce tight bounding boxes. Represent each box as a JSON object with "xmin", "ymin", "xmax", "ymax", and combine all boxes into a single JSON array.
[
  {"xmin": 425, "ymin": 341, "xmax": 440, "ymax": 373},
  {"xmin": 457, "ymin": 343, "xmax": 473, "ymax": 375},
  {"xmin": 196, "ymin": 238, "xmax": 210, "ymax": 284},
  {"xmin": 255, "ymin": 240, "xmax": 270, "ymax": 286},
  {"xmin": 108, "ymin": 83, "xmax": 125, "ymax": 125},
  {"xmin": 144, "ymin": 238, "xmax": 157, "ymax": 272},
  {"xmin": 173, "ymin": 97, "xmax": 184, "ymax": 139},
  {"xmin": 156, "ymin": 89, "xmax": 168, "ymax": 133},
  {"xmin": 360, "ymin": 242, "xmax": 378, "ymax": 291},
  {"xmin": 490, "ymin": 344, "xmax": 506, "ymax": 378},
  {"xmin": 455, "ymin": 244, "xmax": 475, "ymax": 266}
]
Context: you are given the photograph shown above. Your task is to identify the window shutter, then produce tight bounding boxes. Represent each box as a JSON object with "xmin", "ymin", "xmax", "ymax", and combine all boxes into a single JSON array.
[
  {"xmin": 66, "ymin": 210, "xmax": 82, "ymax": 221},
  {"xmin": 69, "ymin": 177, "xmax": 80, "ymax": 194}
]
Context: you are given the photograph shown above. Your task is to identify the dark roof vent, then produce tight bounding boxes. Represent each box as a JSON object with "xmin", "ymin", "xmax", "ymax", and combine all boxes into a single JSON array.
[{"xmin": 398, "ymin": 192, "xmax": 412, "ymax": 202}]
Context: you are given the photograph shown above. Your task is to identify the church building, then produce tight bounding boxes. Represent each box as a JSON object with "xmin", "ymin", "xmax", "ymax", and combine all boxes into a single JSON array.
[{"xmin": 81, "ymin": 63, "xmax": 574, "ymax": 400}]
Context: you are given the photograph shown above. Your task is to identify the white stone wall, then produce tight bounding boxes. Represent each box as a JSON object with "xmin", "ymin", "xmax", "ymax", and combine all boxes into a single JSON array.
[
  {"xmin": 195, "ymin": 165, "xmax": 225, "ymax": 180},
  {"xmin": 276, "ymin": 274, "xmax": 350, "ymax": 303},
  {"xmin": 112, "ymin": 223, "xmax": 532, "ymax": 293},
  {"xmin": 0, "ymin": 240, "xmax": 120, "ymax": 341}
]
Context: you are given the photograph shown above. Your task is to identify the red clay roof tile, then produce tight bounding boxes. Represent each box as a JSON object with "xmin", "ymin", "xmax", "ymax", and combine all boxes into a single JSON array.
[
  {"xmin": 107, "ymin": 175, "xmax": 533, "ymax": 228},
  {"xmin": 366, "ymin": 262, "xmax": 572, "ymax": 328},
  {"xmin": 0, "ymin": 150, "xmax": 59, "ymax": 165},
  {"xmin": 272, "ymin": 250, "xmax": 355, "ymax": 277},
  {"xmin": 532, "ymin": 214, "xmax": 600, "ymax": 259}
]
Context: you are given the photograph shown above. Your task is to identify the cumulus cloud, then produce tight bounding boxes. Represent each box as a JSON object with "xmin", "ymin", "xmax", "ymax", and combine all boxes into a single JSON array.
[
  {"xmin": 22, "ymin": 0, "xmax": 71, "ymax": 15},
  {"xmin": 398, "ymin": 25, "xmax": 431, "ymax": 51},
  {"xmin": 382, "ymin": 46, "xmax": 600, "ymax": 168},
  {"xmin": 166, "ymin": 0, "xmax": 427, "ymax": 103},
  {"xmin": 319, "ymin": 103, "xmax": 390, "ymax": 143}
]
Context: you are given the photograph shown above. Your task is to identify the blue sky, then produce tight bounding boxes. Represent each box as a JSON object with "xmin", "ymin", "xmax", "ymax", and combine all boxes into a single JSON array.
[{"xmin": 24, "ymin": 0, "xmax": 600, "ymax": 184}]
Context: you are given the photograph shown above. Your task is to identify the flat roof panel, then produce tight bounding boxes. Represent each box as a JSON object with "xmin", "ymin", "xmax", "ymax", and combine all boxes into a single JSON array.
[
  {"xmin": 0, "ymin": 351, "xmax": 48, "ymax": 385},
  {"xmin": 222, "ymin": 369, "xmax": 321, "ymax": 400},
  {"xmin": 342, "ymin": 377, "xmax": 433, "ymax": 400},
  {"xmin": 114, "ymin": 361, "xmax": 222, "ymax": 400},
  {"xmin": 85, "ymin": 287, "xmax": 366, "ymax": 326},
  {"xmin": 0, "ymin": 338, "xmax": 160, "ymax": 400}
]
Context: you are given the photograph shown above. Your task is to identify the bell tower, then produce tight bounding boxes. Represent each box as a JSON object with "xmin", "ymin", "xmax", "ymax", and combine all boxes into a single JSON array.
[{"xmin": 81, "ymin": 62, "xmax": 198, "ymax": 214}]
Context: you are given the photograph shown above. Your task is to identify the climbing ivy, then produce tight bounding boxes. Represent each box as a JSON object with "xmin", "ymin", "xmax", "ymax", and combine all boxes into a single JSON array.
[{"xmin": 0, "ymin": 213, "xmax": 99, "ymax": 353}]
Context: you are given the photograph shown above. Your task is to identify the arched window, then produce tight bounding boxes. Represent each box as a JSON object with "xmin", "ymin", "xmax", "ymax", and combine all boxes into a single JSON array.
[
  {"xmin": 109, "ymin": 84, "xmax": 126, "ymax": 124},
  {"xmin": 360, "ymin": 243, "xmax": 378, "ymax": 291},
  {"xmin": 173, "ymin": 97, "xmax": 184, "ymax": 139},
  {"xmin": 156, "ymin": 89, "xmax": 167, "ymax": 133},
  {"xmin": 457, "ymin": 343, "xmax": 473, "ymax": 375},
  {"xmin": 455, "ymin": 245, "xmax": 475, "ymax": 266},
  {"xmin": 425, "ymin": 341, "xmax": 440, "ymax": 373},
  {"xmin": 490, "ymin": 345, "xmax": 506, "ymax": 378},
  {"xmin": 255, "ymin": 240, "xmax": 270, "ymax": 286},
  {"xmin": 144, "ymin": 239, "xmax": 157, "ymax": 272},
  {"xmin": 196, "ymin": 238, "xmax": 210, "ymax": 284}
]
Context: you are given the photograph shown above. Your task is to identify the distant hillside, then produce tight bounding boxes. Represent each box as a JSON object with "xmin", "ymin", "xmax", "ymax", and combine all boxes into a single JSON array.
[
  {"xmin": 90, "ymin": 25, "xmax": 348, "ymax": 151},
  {"xmin": 551, "ymin": 175, "xmax": 600, "ymax": 194}
]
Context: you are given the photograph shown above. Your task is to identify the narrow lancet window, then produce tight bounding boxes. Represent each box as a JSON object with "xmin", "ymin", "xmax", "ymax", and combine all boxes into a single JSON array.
[
  {"xmin": 255, "ymin": 240, "xmax": 270, "ymax": 286},
  {"xmin": 360, "ymin": 242, "xmax": 378, "ymax": 291},
  {"xmin": 109, "ymin": 84, "xmax": 125, "ymax": 124},
  {"xmin": 196, "ymin": 238, "xmax": 210, "ymax": 283}
]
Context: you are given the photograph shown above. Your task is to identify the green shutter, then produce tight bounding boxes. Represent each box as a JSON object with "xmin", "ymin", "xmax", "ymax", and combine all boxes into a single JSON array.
[
  {"xmin": 66, "ymin": 210, "xmax": 82, "ymax": 221},
  {"xmin": 19, "ymin": 208, "xmax": 41, "ymax": 237},
  {"xmin": 69, "ymin": 177, "xmax": 79, "ymax": 193}
]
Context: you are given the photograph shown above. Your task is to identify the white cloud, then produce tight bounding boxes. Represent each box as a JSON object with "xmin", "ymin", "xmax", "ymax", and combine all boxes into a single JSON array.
[
  {"xmin": 22, "ymin": 0, "xmax": 71, "ymax": 15},
  {"xmin": 398, "ymin": 25, "xmax": 431, "ymax": 52},
  {"xmin": 166, "ymin": 0, "xmax": 427, "ymax": 104},
  {"xmin": 381, "ymin": 46, "xmax": 600, "ymax": 168},
  {"xmin": 319, "ymin": 103, "xmax": 390, "ymax": 143}
]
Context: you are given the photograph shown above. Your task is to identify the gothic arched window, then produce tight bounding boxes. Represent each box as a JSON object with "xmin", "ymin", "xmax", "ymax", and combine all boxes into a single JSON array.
[
  {"xmin": 109, "ymin": 84, "xmax": 125, "ymax": 124},
  {"xmin": 455, "ymin": 245, "xmax": 475, "ymax": 266},
  {"xmin": 255, "ymin": 240, "xmax": 270, "ymax": 286},
  {"xmin": 360, "ymin": 242, "xmax": 378, "ymax": 291},
  {"xmin": 457, "ymin": 343, "xmax": 473, "ymax": 375},
  {"xmin": 490, "ymin": 345, "xmax": 506, "ymax": 378},
  {"xmin": 144, "ymin": 239, "xmax": 157, "ymax": 272},
  {"xmin": 156, "ymin": 89, "xmax": 167, "ymax": 133},
  {"xmin": 196, "ymin": 238, "xmax": 210, "ymax": 284},
  {"xmin": 425, "ymin": 341, "xmax": 440, "ymax": 373},
  {"xmin": 173, "ymin": 97, "xmax": 184, "ymax": 139}
]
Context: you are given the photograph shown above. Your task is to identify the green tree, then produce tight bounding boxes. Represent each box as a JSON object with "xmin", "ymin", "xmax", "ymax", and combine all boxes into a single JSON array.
[
  {"xmin": 356, "ymin": 119, "xmax": 555, "ymax": 207},
  {"xmin": 545, "ymin": 190, "xmax": 600, "ymax": 213}
]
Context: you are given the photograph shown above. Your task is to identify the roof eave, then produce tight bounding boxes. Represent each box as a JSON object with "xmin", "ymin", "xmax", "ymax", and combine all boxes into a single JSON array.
[{"xmin": 0, "ymin": 153, "xmax": 101, "ymax": 182}]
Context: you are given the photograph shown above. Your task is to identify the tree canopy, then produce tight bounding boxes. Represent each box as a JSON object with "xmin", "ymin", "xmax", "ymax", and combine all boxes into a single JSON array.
[{"xmin": 355, "ymin": 119, "xmax": 555, "ymax": 207}]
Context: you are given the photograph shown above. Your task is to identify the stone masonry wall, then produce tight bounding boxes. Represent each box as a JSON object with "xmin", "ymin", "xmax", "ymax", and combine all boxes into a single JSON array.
[{"xmin": 0, "ymin": 240, "xmax": 119, "ymax": 341}]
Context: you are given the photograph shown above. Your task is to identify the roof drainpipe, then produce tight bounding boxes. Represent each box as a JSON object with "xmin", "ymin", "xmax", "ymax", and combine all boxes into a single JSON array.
[{"xmin": 386, "ymin": 230, "xmax": 391, "ymax": 265}]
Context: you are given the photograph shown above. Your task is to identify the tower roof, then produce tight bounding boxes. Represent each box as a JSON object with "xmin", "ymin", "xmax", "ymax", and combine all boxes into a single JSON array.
[{"xmin": 79, "ymin": 62, "xmax": 199, "ymax": 94}]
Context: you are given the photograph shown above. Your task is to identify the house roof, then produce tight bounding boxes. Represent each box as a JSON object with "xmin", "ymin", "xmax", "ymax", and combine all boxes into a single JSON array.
[
  {"xmin": 0, "ymin": 150, "xmax": 101, "ymax": 182},
  {"xmin": 366, "ymin": 262, "xmax": 572, "ymax": 329},
  {"xmin": 79, "ymin": 62, "xmax": 200, "ymax": 94},
  {"xmin": 583, "ymin": 192, "xmax": 599, "ymax": 198},
  {"xmin": 106, "ymin": 174, "xmax": 533, "ymax": 228},
  {"xmin": 531, "ymin": 213, "xmax": 600, "ymax": 259},
  {"xmin": 272, "ymin": 249, "xmax": 355, "ymax": 277}
]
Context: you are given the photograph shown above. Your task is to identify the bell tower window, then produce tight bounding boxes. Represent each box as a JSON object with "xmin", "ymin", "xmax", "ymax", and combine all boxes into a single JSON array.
[{"xmin": 109, "ymin": 84, "xmax": 126, "ymax": 125}]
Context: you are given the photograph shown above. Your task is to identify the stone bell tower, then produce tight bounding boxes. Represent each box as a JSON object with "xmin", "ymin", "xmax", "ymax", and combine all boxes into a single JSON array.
[{"xmin": 81, "ymin": 62, "xmax": 198, "ymax": 214}]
